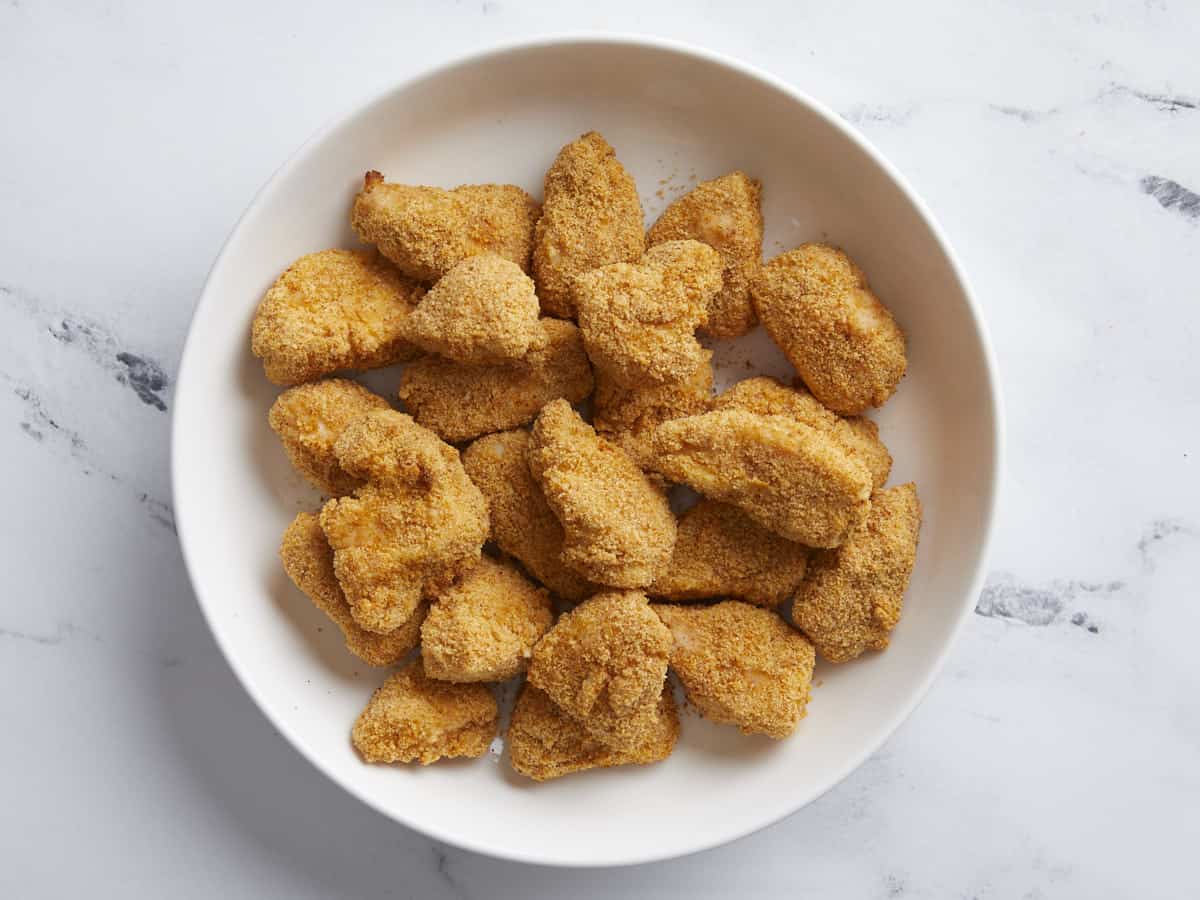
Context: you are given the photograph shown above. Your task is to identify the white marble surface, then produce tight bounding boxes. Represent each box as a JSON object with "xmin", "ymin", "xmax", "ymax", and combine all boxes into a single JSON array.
[{"xmin": 2, "ymin": 1, "xmax": 1198, "ymax": 896}]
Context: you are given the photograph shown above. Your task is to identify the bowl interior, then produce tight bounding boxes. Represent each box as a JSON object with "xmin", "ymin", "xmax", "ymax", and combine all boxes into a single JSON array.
[{"xmin": 173, "ymin": 38, "xmax": 999, "ymax": 867}]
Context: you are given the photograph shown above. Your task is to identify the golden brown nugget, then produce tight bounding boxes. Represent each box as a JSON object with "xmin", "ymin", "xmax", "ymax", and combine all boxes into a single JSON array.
[
  {"xmin": 403, "ymin": 253, "xmax": 546, "ymax": 364},
  {"xmin": 280, "ymin": 512, "xmax": 426, "ymax": 666},
  {"xmin": 351, "ymin": 171, "xmax": 540, "ymax": 282},
  {"xmin": 592, "ymin": 349, "xmax": 713, "ymax": 470},
  {"xmin": 527, "ymin": 591, "xmax": 673, "ymax": 750},
  {"xmin": 398, "ymin": 319, "xmax": 593, "ymax": 444},
  {"xmin": 319, "ymin": 410, "xmax": 488, "ymax": 634},
  {"xmin": 251, "ymin": 249, "xmax": 424, "ymax": 385},
  {"xmin": 268, "ymin": 379, "xmax": 392, "ymax": 496},
  {"xmin": 528, "ymin": 399, "xmax": 676, "ymax": 588},
  {"xmin": 461, "ymin": 431, "xmax": 595, "ymax": 601},
  {"xmin": 651, "ymin": 408, "xmax": 872, "ymax": 547},
  {"xmin": 532, "ymin": 131, "xmax": 645, "ymax": 318},
  {"xmin": 647, "ymin": 171, "xmax": 763, "ymax": 337},
  {"xmin": 421, "ymin": 557, "xmax": 554, "ymax": 682},
  {"xmin": 648, "ymin": 499, "xmax": 809, "ymax": 608},
  {"xmin": 751, "ymin": 243, "xmax": 907, "ymax": 415},
  {"xmin": 508, "ymin": 684, "xmax": 678, "ymax": 782},
  {"xmin": 792, "ymin": 483, "xmax": 922, "ymax": 663},
  {"xmin": 352, "ymin": 660, "xmax": 497, "ymax": 765},
  {"xmin": 714, "ymin": 376, "xmax": 892, "ymax": 489},
  {"xmin": 574, "ymin": 240, "xmax": 722, "ymax": 389},
  {"xmin": 654, "ymin": 601, "xmax": 815, "ymax": 738}
]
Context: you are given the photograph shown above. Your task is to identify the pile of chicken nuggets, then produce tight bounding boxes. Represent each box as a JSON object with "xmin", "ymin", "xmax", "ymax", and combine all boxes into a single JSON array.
[{"xmin": 255, "ymin": 131, "xmax": 922, "ymax": 782}]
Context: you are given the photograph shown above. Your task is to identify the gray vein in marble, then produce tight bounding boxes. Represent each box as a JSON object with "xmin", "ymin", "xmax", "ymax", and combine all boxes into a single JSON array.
[
  {"xmin": 976, "ymin": 574, "xmax": 1124, "ymax": 629},
  {"xmin": 840, "ymin": 103, "xmax": 917, "ymax": 127},
  {"xmin": 990, "ymin": 104, "xmax": 1059, "ymax": 123},
  {"xmin": 1136, "ymin": 517, "xmax": 1194, "ymax": 572},
  {"xmin": 1109, "ymin": 84, "xmax": 1199, "ymax": 113},
  {"xmin": 432, "ymin": 846, "xmax": 467, "ymax": 900},
  {"xmin": 0, "ymin": 621, "xmax": 97, "ymax": 646},
  {"xmin": 1, "ymin": 282, "xmax": 171, "ymax": 411},
  {"xmin": 1140, "ymin": 175, "xmax": 1200, "ymax": 221}
]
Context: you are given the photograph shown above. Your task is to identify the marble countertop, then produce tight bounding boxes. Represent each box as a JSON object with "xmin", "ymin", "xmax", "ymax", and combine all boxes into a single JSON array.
[{"xmin": 2, "ymin": 1, "xmax": 1197, "ymax": 896}]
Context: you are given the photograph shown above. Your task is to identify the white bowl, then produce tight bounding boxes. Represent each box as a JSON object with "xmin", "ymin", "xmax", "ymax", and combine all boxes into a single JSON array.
[{"xmin": 172, "ymin": 35, "xmax": 1001, "ymax": 867}]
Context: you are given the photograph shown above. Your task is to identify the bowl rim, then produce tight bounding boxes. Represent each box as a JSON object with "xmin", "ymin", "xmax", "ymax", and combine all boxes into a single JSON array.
[{"xmin": 171, "ymin": 32, "xmax": 1004, "ymax": 868}]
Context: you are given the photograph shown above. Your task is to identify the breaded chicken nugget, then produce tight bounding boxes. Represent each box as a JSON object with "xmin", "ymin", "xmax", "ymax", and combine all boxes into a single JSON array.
[
  {"xmin": 714, "ymin": 376, "xmax": 891, "ymax": 489},
  {"xmin": 647, "ymin": 171, "xmax": 763, "ymax": 337},
  {"xmin": 319, "ymin": 410, "xmax": 488, "ymax": 634},
  {"xmin": 508, "ymin": 684, "xmax": 678, "ymax": 782},
  {"xmin": 461, "ymin": 430, "xmax": 595, "ymax": 601},
  {"xmin": 528, "ymin": 399, "xmax": 676, "ymax": 588},
  {"xmin": 251, "ymin": 249, "xmax": 424, "ymax": 385},
  {"xmin": 592, "ymin": 349, "xmax": 713, "ymax": 469},
  {"xmin": 351, "ymin": 171, "xmax": 540, "ymax": 283},
  {"xmin": 403, "ymin": 253, "xmax": 546, "ymax": 364},
  {"xmin": 574, "ymin": 240, "xmax": 722, "ymax": 389},
  {"xmin": 654, "ymin": 601, "xmax": 815, "ymax": 739},
  {"xmin": 280, "ymin": 512, "xmax": 426, "ymax": 666},
  {"xmin": 651, "ymin": 408, "xmax": 872, "ymax": 547},
  {"xmin": 649, "ymin": 499, "xmax": 809, "ymax": 608},
  {"xmin": 751, "ymin": 243, "xmax": 907, "ymax": 414},
  {"xmin": 527, "ymin": 590, "xmax": 672, "ymax": 750},
  {"xmin": 421, "ymin": 556, "xmax": 554, "ymax": 682},
  {"xmin": 398, "ymin": 319, "xmax": 593, "ymax": 444},
  {"xmin": 792, "ymin": 483, "xmax": 922, "ymax": 662},
  {"xmin": 268, "ymin": 379, "xmax": 392, "ymax": 496},
  {"xmin": 533, "ymin": 132, "xmax": 645, "ymax": 318},
  {"xmin": 351, "ymin": 660, "xmax": 497, "ymax": 765}
]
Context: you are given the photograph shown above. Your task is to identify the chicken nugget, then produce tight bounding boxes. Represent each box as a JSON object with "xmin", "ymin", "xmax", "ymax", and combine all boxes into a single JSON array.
[
  {"xmin": 649, "ymin": 499, "xmax": 809, "ymax": 608},
  {"xmin": 421, "ymin": 556, "xmax": 554, "ymax": 682},
  {"xmin": 280, "ymin": 512, "xmax": 426, "ymax": 666},
  {"xmin": 592, "ymin": 349, "xmax": 713, "ymax": 469},
  {"xmin": 792, "ymin": 483, "xmax": 922, "ymax": 662},
  {"xmin": 398, "ymin": 319, "xmax": 593, "ymax": 444},
  {"xmin": 527, "ymin": 590, "xmax": 672, "ymax": 750},
  {"xmin": 508, "ymin": 684, "xmax": 678, "ymax": 782},
  {"xmin": 533, "ymin": 132, "xmax": 645, "ymax": 318},
  {"xmin": 403, "ymin": 253, "xmax": 546, "ymax": 364},
  {"xmin": 714, "ymin": 376, "xmax": 891, "ymax": 489},
  {"xmin": 351, "ymin": 660, "xmax": 497, "ymax": 765},
  {"xmin": 751, "ymin": 243, "xmax": 906, "ymax": 414},
  {"xmin": 574, "ymin": 240, "xmax": 722, "ymax": 389},
  {"xmin": 647, "ymin": 171, "xmax": 763, "ymax": 337},
  {"xmin": 351, "ymin": 171, "xmax": 539, "ymax": 282},
  {"xmin": 319, "ymin": 410, "xmax": 488, "ymax": 634},
  {"xmin": 268, "ymin": 379, "xmax": 391, "ymax": 496},
  {"xmin": 528, "ymin": 399, "xmax": 676, "ymax": 588},
  {"xmin": 461, "ymin": 430, "xmax": 595, "ymax": 601},
  {"xmin": 654, "ymin": 600, "xmax": 815, "ymax": 738},
  {"xmin": 250, "ymin": 249, "xmax": 424, "ymax": 385},
  {"xmin": 651, "ymin": 408, "xmax": 872, "ymax": 547}
]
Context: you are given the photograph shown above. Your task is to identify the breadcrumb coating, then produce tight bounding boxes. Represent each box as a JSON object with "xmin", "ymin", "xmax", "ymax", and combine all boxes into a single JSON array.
[
  {"xmin": 647, "ymin": 171, "xmax": 763, "ymax": 337},
  {"xmin": 792, "ymin": 483, "xmax": 922, "ymax": 662},
  {"xmin": 654, "ymin": 601, "xmax": 815, "ymax": 739},
  {"xmin": 318, "ymin": 410, "xmax": 488, "ymax": 634},
  {"xmin": 651, "ymin": 408, "xmax": 872, "ymax": 547},
  {"xmin": 461, "ymin": 430, "xmax": 596, "ymax": 601},
  {"xmin": 351, "ymin": 660, "xmax": 497, "ymax": 765},
  {"xmin": 268, "ymin": 379, "xmax": 392, "ymax": 496},
  {"xmin": 714, "ymin": 376, "xmax": 891, "ymax": 489},
  {"xmin": 574, "ymin": 240, "xmax": 722, "ymax": 389},
  {"xmin": 527, "ymin": 591, "xmax": 672, "ymax": 750},
  {"xmin": 250, "ymin": 249, "xmax": 424, "ymax": 385},
  {"xmin": 280, "ymin": 512, "xmax": 426, "ymax": 666},
  {"xmin": 403, "ymin": 253, "xmax": 546, "ymax": 363},
  {"xmin": 421, "ymin": 556, "xmax": 554, "ymax": 682},
  {"xmin": 528, "ymin": 399, "xmax": 676, "ymax": 588},
  {"xmin": 751, "ymin": 243, "xmax": 907, "ymax": 415},
  {"xmin": 648, "ymin": 499, "xmax": 809, "ymax": 608},
  {"xmin": 592, "ymin": 349, "xmax": 714, "ymax": 470},
  {"xmin": 532, "ymin": 132, "xmax": 645, "ymax": 318},
  {"xmin": 398, "ymin": 319, "xmax": 593, "ymax": 444},
  {"xmin": 508, "ymin": 684, "xmax": 678, "ymax": 781},
  {"xmin": 351, "ymin": 171, "xmax": 539, "ymax": 283}
]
